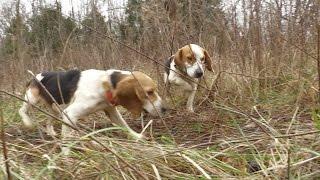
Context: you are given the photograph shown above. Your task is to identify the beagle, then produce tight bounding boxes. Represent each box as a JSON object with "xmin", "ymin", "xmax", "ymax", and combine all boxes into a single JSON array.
[
  {"xmin": 19, "ymin": 69, "xmax": 165, "ymax": 153},
  {"xmin": 164, "ymin": 44, "xmax": 213, "ymax": 112}
]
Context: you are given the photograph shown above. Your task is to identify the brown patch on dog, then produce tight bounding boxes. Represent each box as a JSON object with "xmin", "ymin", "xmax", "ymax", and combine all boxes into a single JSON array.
[
  {"xmin": 113, "ymin": 71, "xmax": 159, "ymax": 117},
  {"xmin": 30, "ymin": 87, "xmax": 40, "ymax": 97},
  {"xmin": 203, "ymin": 49, "xmax": 213, "ymax": 71},
  {"xmin": 173, "ymin": 46, "xmax": 197, "ymax": 70},
  {"xmin": 27, "ymin": 82, "xmax": 42, "ymax": 102},
  {"xmin": 134, "ymin": 73, "xmax": 158, "ymax": 104},
  {"xmin": 173, "ymin": 48, "xmax": 184, "ymax": 68}
]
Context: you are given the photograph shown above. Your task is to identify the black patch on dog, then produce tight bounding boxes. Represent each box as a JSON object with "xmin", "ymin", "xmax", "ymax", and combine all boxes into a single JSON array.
[
  {"xmin": 164, "ymin": 56, "xmax": 173, "ymax": 75},
  {"xmin": 32, "ymin": 70, "xmax": 81, "ymax": 105},
  {"xmin": 110, "ymin": 71, "xmax": 123, "ymax": 88}
]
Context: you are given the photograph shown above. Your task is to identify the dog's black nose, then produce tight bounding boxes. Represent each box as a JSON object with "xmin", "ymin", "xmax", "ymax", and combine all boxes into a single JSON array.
[
  {"xmin": 161, "ymin": 107, "xmax": 167, "ymax": 114},
  {"xmin": 195, "ymin": 71, "xmax": 203, "ymax": 78}
]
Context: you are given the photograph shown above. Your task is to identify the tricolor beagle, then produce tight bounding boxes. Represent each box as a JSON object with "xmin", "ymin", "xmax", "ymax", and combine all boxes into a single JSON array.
[
  {"xmin": 19, "ymin": 69, "xmax": 165, "ymax": 153},
  {"xmin": 164, "ymin": 44, "xmax": 213, "ymax": 112}
]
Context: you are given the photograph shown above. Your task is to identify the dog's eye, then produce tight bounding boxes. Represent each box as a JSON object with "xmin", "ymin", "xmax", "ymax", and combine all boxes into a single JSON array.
[
  {"xmin": 187, "ymin": 56, "xmax": 192, "ymax": 60},
  {"xmin": 146, "ymin": 90, "xmax": 154, "ymax": 96},
  {"xmin": 201, "ymin": 57, "xmax": 205, "ymax": 62}
]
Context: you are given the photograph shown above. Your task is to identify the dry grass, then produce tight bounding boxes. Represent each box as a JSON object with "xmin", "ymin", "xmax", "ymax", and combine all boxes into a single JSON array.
[{"xmin": 1, "ymin": 68, "xmax": 319, "ymax": 179}]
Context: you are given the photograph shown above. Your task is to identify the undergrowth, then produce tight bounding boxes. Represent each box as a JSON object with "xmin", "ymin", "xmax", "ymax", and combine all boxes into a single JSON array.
[
  {"xmin": 0, "ymin": 63, "xmax": 320, "ymax": 179},
  {"xmin": 1, "ymin": 76, "xmax": 319, "ymax": 179}
]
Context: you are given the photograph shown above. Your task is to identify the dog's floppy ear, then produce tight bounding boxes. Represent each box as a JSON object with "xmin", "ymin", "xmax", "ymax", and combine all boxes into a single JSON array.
[
  {"xmin": 204, "ymin": 50, "xmax": 213, "ymax": 71},
  {"xmin": 113, "ymin": 78, "xmax": 143, "ymax": 118},
  {"xmin": 173, "ymin": 49, "xmax": 184, "ymax": 68},
  {"xmin": 134, "ymin": 85, "xmax": 147, "ymax": 102}
]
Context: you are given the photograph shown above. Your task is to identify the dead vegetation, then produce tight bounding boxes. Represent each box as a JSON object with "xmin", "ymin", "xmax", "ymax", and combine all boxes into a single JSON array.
[{"xmin": 0, "ymin": 0, "xmax": 320, "ymax": 179}]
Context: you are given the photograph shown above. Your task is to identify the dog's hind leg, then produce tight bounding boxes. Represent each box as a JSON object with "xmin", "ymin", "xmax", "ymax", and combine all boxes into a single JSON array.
[
  {"xmin": 45, "ymin": 103, "xmax": 60, "ymax": 136},
  {"xmin": 19, "ymin": 88, "xmax": 40, "ymax": 127}
]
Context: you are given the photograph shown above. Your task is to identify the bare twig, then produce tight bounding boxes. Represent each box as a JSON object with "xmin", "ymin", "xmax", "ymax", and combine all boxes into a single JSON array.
[
  {"xmin": 151, "ymin": 164, "xmax": 161, "ymax": 180},
  {"xmin": 317, "ymin": 24, "xmax": 320, "ymax": 103},
  {"xmin": 179, "ymin": 153, "xmax": 212, "ymax": 179},
  {"xmin": 287, "ymin": 147, "xmax": 291, "ymax": 180},
  {"xmin": 1, "ymin": 108, "xmax": 12, "ymax": 180}
]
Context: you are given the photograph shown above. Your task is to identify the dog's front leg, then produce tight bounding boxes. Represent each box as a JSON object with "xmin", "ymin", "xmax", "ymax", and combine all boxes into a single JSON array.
[
  {"xmin": 104, "ymin": 107, "xmax": 143, "ymax": 140},
  {"xmin": 186, "ymin": 83, "xmax": 198, "ymax": 113},
  {"xmin": 60, "ymin": 103, "xmax": 87, "ymax": 155}
]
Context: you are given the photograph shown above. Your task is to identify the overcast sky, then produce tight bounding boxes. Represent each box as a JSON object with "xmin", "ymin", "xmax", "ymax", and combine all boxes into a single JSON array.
[{"xmin": 0, "ymin": 0, "xmax": 127, "ymax": 17}]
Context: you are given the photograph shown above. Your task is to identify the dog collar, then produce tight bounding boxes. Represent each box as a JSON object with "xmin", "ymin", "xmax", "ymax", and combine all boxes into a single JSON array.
[{"xmin": 105, "ymin": 91, "xmax": 117, "ymax": 106}]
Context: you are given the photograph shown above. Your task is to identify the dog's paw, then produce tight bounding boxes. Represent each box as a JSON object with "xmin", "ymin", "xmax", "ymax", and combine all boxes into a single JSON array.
[
  {"xmin": 47, "ymin": 130, "xmax": 57, "ymax": 137},
  {"xmin": 187, "ymin": 107, "xmax": 195, "ymax": 113},
  {"xmin": 134, "ymin": 133, "xmax": 145, "ymax": 140},
  {"xmin": 22, "ymin": 118, "xmax": 34, "ymax": 128},
  {"xmin": 46, "ymin": 127, "xmax": 57, "ymax": 137}
]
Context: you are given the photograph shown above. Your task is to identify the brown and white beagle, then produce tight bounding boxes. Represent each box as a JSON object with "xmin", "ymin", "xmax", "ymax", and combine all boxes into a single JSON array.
[
  {"xmin": 19, "ymin": 69, "xmax": 166, "ymax": 154},
  {"xmin": 164, "ymin": 44, "xmax": 213, "ymax": 112}
]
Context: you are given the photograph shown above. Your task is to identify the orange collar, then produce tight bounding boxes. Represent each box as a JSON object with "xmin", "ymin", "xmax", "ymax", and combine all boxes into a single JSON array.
[{"xmin": 105, "ymin": 91, "xmax": 117, "ymax": 106}]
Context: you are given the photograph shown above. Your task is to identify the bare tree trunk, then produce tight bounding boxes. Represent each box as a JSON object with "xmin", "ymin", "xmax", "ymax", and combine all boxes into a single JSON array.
[
  {"xmin": 15, "ymin": 0, "xmax": 22, "ymax": 62},
  {"xmin": 254, "ymin": 0, "xmax": 264, "ymax": 91},
  {"xmin": 242, "ymin": 0, "xmax": 247, "ymax": 29},
  {"xmin": 272, "ymin": 0, "xmax": 283, "ymax": 75},
  {"xmin": 13, "ymin": 0, "xmax": 22, "ymax": 91}
]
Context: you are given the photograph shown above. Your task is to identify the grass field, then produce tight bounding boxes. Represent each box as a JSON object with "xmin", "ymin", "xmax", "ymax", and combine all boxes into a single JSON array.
[{"xmin": 1, "ymin": 72, "xmax": 320, "ymax": 179}]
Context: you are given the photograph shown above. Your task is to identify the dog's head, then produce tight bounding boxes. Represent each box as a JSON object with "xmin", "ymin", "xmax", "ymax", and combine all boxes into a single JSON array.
[
  {"xmin": 173, "ymin": 44, "xmax": 213, "ymax": 78},
  {"xmin": 109, "ymin": 71, "xmax": 166, "ymax": 117}
]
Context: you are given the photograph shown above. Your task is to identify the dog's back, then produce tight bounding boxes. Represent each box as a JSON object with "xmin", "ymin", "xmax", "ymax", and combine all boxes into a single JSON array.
[{"xmin": 28, "ymin": 70, "xmax": 81, "ymax": 105}]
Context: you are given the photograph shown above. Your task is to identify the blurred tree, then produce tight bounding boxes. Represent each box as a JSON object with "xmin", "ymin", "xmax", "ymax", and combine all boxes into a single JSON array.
[
  {"xmin": 27, "ymin": 2, "xmax": 77, "ymax": 56},
  {"xmin": 81, "ymin": 3, "xmax": 108, "ymax": 45},
  {"xmin": 119, "ymin": 0, "xmax": 143, "ymax": 42},
  {"xmin": 1, "ymin": 15, "xmax": 28, "ymax": 55},
  {"xmin": 0, "ymin": 0, "xmax": 28, "ymax": 57}
]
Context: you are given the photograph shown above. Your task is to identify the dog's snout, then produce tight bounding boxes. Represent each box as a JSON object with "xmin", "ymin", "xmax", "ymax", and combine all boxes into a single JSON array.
[
  {"xmin": 161, "ymin": 107, "xmax": 167, "ymax": 114},
  {"xmin": 195, "ymin": 70, "xmax": 203, "ymax": 78}
]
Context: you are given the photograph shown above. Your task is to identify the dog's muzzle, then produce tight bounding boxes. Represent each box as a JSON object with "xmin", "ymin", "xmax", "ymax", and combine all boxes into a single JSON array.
[{"xmin": 194, "ymin": 69, "xmax": 204, "ymax": 78}]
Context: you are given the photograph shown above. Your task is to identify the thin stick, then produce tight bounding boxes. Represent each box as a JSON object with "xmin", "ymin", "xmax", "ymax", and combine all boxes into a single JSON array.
[
  {"xmin": 179, "ymin": 153, "xmax": 212, "ymax": 179},
  {"xmin": 151, "ymin": 164, "xmax": 161, "ymax": 180},
  {"xmin": 287, "ymin": 147, "xmax": 291, "ymax": 180},
  {"xmin": 1, "ymin": 108, "xmax": 12, "ymax": 180},
  {"xmin": 317, "ymin": 24, "xmax": 320, "ymax": 103}
]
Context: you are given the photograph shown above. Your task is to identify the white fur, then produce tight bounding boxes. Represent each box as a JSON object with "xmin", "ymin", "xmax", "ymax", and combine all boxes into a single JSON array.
[
  {"xmin": 164, "ymin": 44, "xmax": 207, "ymax": 112},
  {"xmin": 190, "ymin": 44, "xmax": 204, "ymax": 60},
  {"xmin": 19, "ymin": 69, "xmax": 162, "ymax": 155},
  {"xmin": 167, "ymin": 60, "xmax": 193, "ymax": 90},
  {"xmin": 143, "ymin": 93, "xmax": 163, "ymax": 116},
  {"xmin": 186, "ymin": 44, "xmax": 205, "ymax": 78},
  {"xmin": 19, "ymin": 89, "xmax": 40, "ymax": 127},
  {"xmin": 36, "ymin": 73, "xmax": 44, "ymax": 81}
]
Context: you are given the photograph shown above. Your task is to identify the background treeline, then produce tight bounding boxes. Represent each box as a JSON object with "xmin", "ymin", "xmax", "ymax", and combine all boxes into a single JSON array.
[{"xmin": 0, "ymin": 0, "xmax": 319, "ymax": 100}]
